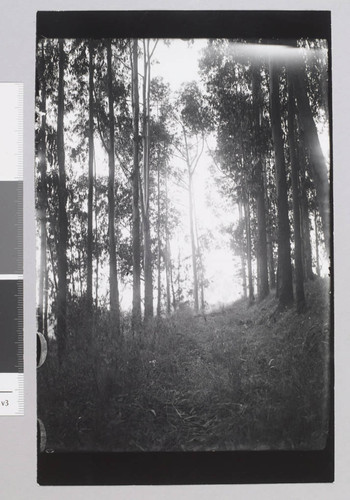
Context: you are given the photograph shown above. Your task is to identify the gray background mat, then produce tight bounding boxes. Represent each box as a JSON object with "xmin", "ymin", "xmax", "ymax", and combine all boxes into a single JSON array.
[
  {"xmin": 0, "ymin": 182, "xmax": 23, "ymax": 274},
  {"xmin": 0, "ymin": 280, "xmax": 21, "ymax": 372},
  {"xmin": 0, "ymin": 0, "xmax": 349, "ymax": 499}
]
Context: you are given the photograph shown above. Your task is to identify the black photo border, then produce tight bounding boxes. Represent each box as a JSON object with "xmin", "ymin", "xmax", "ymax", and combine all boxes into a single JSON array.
[{"xmin": 36, "ymin": 10, "xmax": 333, "ymax": 485}]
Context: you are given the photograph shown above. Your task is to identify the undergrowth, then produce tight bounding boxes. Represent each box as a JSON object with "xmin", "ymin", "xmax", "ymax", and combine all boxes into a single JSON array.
[{"xmin": 37, "ymin": 277, "xmax": 331, "ymax": 452}]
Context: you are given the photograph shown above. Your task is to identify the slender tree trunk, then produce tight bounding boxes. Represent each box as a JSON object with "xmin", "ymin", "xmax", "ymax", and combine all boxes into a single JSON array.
[
  {"xmin": 188, "ymin": 171, "xmax": 199, "ymax": 313},
  {"xmin": 87, "ymin": 40, "xmax": 94, "ymax": 313},
  {"xmin": 314, "ymin": 210, "xmax": 320, "ymax": 276},
  {"xmin": 131, "ymin": 39, "xmax": 142, "ymax": 329},
  {"xmin": 78, "ymin": 249, "xmax": 83, "ymax": 295},
  {"xmin": 288, "ymin": 74, "xmax": 306, "ymax": 312},
  {"xmin": 38, "ymin": 40, "xmax": 47, "ymax": 337},
  {"xmin": 269, "ymin": 60, "xmax": 294, "ymax": 308},
  {"xmin": 262, "ymin": 161, "xmax": 276, "ymax": 289},
  {"xmin": 165, "ymin": 249, "xmax": 171, "ymax": 314},
  {"xmin": 142, "ymin": 40, "xmax": 153, "ymax": 321},
  {"xmin": 143, "ymin": 218, "xmax": 153, "ymax": 319},
  {"xmin": 93, "ymin": 150, "xmax": 99, "ymax": 309},
  {"xmin": 238, "ymin": 201, "xmax": 247, "ymax": 298},
  {"xmin": 170, "ymin": 262, "xmax": 176, "ymax": 311},
  {"xmin": 165, "ymin": 173, "xmax": 171, "ymax": 314},
  {"xmin": 157, "ymin": 161, "xmax": 161, "ymax": 317},
  {"xmin": 43, "ymin": 267, "xmax": 48, "ymax": 337},
  {"xmin": 57, "ymin": 39, "xmax": 68, "ymax": 363},
  {"xmin": 244, "ymin": 195, "xmax": 254, "ymax": 305},
  {"xmin": 106, "ymin": 40, "xmax": 120, "ymax": 334},
  {"xmin": 266, "ymin": 231, "xmax": 276, "ymax": 289},
  {"xmin": 176, "ymin": 249, "xmax": 182, "ymax": 306},
  {"xmin": 298, "ymin": 135, "xmax": 314, "ymax": 281},
  {"xmin": 292, "ymin": 68, "xmax": 330, "ymax": 247},
  {"xmin": 252, "ymin": 65, "xmax": 269, "ymax": 301}
]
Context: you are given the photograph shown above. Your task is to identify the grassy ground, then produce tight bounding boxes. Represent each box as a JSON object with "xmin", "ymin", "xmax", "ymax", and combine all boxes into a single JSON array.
[{"xmin": 38, "ymin": 277, "xmax": 331, "ymax": 452}]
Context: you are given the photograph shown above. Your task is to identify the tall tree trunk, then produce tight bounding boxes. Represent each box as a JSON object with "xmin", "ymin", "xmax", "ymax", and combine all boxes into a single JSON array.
[
  {"xmin": 292, "ymin": 68, "xmax": 330, "ymax": 247},
  {"xmin": 156, "ymin": 161, "xmax": 161, "ymax": 317},
  {"xmin": 262, "ymin": 163, "xmax": 276, "ymax": 289},
  {"xmin": 43, "ymin": 267, "xmax": 48, "ymax": 337},
  {"xmin": 38, "ymin": 40, "xmax": 47, "ymax": 337},
  {"xmin": 238, "ymin": 201, "xmax": 247, "ymax": 298},
  {"xmin": 176, "ymin": 249, "xmax": 182, "ymax": 306},
  {"xmin": 252, "ymin": 65, "xmax": 269, "ymax": 301},
  {"xmin": 165, "ymin": 249, "xmax": 171, "ymax": 314},
  {"xmin": 188, "ymin": 171, "xmax": 199, "ymax": 313},
  {"xmin": 94, "ymin": 149, "xmax": 99, "ymax": 309},
  {"xmin": 131, "ymin": 39, "xmax": 141, "ymax": 329},
  {"xmin": 266, "ymin": 231, "xmax": 276, "ymax": 289},
  {"xmin": 314, "ymin": 209, "xmax": 320, "ymax": 276},
  {"xmin": 244, "ymin": 195, "xmax": 254, "ymax": 305},
  {"xmin": 170, "ymin": 261, "xmax": 176, "ymax": 311},
  {"xmin": 298, "ymin": 135, "xmax": 314, "ymax": 281},
  {"xmin": 57, "ymin": 39, "xmax": 68, "ymax": 362},
  {"xmin": 269, "ymin": 60, "xmax": 294, "ymax": 308},
  {"xmin": 87, "ymin": 40, "xmax": 94, "ymax": 313},
  {"xmin": 142, "ymin": 39, "xmax": 153, "ymax": 321},
  {"xmin": 143, "ymin": 218, "xmax": 153, "ymax": 320},
  {"xmin": 165, "ymin": 172, "xmax": 172, "ymax": 314},
  {"xmin": 106, "ymin": 40, "xmax": 120, "ymax": 334},
  {"xmin": 288, "ymin": 74, "xmax": 306, "ymax": 312}
]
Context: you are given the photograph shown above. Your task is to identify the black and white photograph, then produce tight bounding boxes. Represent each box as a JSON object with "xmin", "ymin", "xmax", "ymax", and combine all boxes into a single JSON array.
[{"xmin": 35, "ymin": 11, "xmax": 333, "ymax": 485}]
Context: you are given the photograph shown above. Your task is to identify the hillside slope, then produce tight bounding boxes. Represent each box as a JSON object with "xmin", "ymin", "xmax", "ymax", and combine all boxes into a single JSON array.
[{"xmin": 38, "ymin": 277, "xmax": 331, "ymax": 452}]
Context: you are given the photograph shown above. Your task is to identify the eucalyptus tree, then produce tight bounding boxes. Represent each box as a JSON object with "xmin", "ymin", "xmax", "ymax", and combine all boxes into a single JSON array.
[
  {"xmin": 287, "ymin": 71, "xmax": 306, "ymax": 312},
  {"xmin": 93, "ymin": 39, "xmax": 132, "ymax": 333},
  {"xmin": 292, "ymin": 46, "xmax": 330, "ymax": 247},
  {"xmin": 87, "ymin": 39, "xmax": 95, "ymax": 312},
  {"xmin": 57, "ymin": 38, "xmax": 68, "ymax": 361},
  {"xmin": 105, "ymin": 39, "xmax": 121, "ymax": 333},
  {"xmin": 140, "ymin": 39, "xmax": 159, "ymax": 321},
  {"xmin": 130, "ymin": 38, "xmax": 141, "ymax": 329},
  {"xmin": 268, "ymin": 58, "xmax": 294, "ymax": 308},
  {"xmin": 251, "ymin": 62, "xmax": 269, "ymax": 300},
  {"xmin": 199, "ymin": 41, "xmax": 258, "ymax": 304},
  {"xmin": 173, "ymin": 81, "xmax": 211, "ymax": 314},
  {"xmin": 148, "ymin": 78, "xmax": 174, "ymax": 317},
  {"xmin": 36, "ymin": 39, "xmax": 48, "ymax": 337}
]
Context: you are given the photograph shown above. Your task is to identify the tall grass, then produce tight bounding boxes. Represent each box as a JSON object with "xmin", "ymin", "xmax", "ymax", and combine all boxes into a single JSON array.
[{"xmin": 37, "ymin": 277, "xmax": 331, "ymax": 452}]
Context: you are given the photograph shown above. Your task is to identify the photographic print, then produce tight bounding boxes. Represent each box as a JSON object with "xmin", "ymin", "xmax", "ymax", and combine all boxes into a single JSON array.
[{"xmin": 36, "ymin": 11, "xmax": 333, "ymax": 484}]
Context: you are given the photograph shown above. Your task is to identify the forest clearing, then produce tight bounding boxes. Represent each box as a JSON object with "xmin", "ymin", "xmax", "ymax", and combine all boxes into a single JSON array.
[{"xmin": 36, "ymin": 29, "xmax": 331, "ymax": 459}]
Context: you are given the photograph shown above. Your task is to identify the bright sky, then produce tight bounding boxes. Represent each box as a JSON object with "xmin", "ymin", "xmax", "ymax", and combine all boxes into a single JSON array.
[
  {"xmin": 63, "ymin": 39, "xmax": 330, "ymax": 313},
  {"xmin": 152, "ymin": 40, "xmax": 242, "ymax": 307},
  {"xmin": 93, "ymin": 40, "xmax": 243, "ymax": 311},
  {"xmin": 151, "ymin": 39, "xmax": 207, "ymax": 91}
]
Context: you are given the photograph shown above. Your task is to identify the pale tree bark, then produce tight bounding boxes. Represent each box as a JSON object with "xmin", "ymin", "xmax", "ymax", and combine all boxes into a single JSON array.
[
  {"xmin": 188, "ymin": 170, "xmax": 199, "ymax": 313},
  {"xmin": 37, "ymin": 39, "xmax": 47, "ymax": 338},
  {"xmin": 262, "ymin": 165, "xmax": 276, "ymax": 289},
  {"xmin": 238, "ymin": 201, "xmax": 247, "ymax": 298},
  {"xmin": 314, "ymin": 210, "xmax": 321, "ymax": 276},
  {"xmin": 87, "ymin": 39, "xmax": 94, "ymax": 313},
  {"xmin": 164, "ymin": 172, "xmax": 172, "ymax": 314},
  {"xmin": 131, "ymin": 39, "xmax": 142, "ymax": 329},
  {"xmin": 244, "ymin": 194, "xmax": 254, "ymax": 305},
  {"xmin": 298, "ymin": 132, "xmax": 314, "ymax": 281},
  {"xmin": 57, "ymin": 39, "xmax": 68, "ymax": 362},
  {"xmin": 156, "ymin": 160, "xmax": 162, "ymax": 317},
  {"xmin": 141, "ymin": 39, "xmax": 156, "ymax": 322},
  {"xmin": 106, "ymin": 39, "xmax": 120, "ymax": 334}
]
